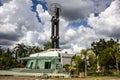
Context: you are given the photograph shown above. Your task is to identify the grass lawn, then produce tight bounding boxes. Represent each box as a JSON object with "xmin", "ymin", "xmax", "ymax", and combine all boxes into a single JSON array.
[
  {"xmin": 0, "ymin": 76, "xmax": 120, "ymax": 80},
  {"xmin": 53, "ymin": 76, "xmax": 120, "ymax": 80}
]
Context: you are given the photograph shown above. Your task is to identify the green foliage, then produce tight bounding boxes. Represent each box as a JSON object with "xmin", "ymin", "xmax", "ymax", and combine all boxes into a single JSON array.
[
  {"xmin": 111, "ymin": 43, "xmax": 120, "ymax": 75},
  {"xmin": 88, "ymin": 51, "xmax": 96, "ymax": 67},
  {"xmin": 91, "ymin": 39, "xmax": 107, "ymax": 56},
  {"xmin": 0, "ymin": 48, "xmax": 24, "ymax": 70},
  {"xmin": 0, "ymin": 43, "xmax": 44, "ymax": 70},
  {"xmin": 98, "ymin": 48, "xmax": 112, "ymax": 67},
  {"xmin": 27, "ymin": 46, "xmax": 43, "ymax": 54},
  {"xmin": 0, "ymin": 41, "xmax": 52, "ymax": 70},
  {"xmin": 63, "ymin": 64, "xmax": 70, "ymax": 72},
  {"xmin": 43, "ymin": 41, "xmax": 52, "ymax": 50},
  {"xmin": 91, "ymin": 38, "xmax": 120, "ymax": 75},
  {"xmin": 112, "ymin": 44, "xmax": 120, "ymax": 61},
  {"xmin": 14, "ymin": 43, "xmax": 44, "ymax": 59},
  {"xmin": 14, "ymin": 43, "xmax": 28, "ymax": 59},
  {"xmin": 71, "ymin": 55, "xmax": 85, "ymax": 72},
  {"xmin": 84, "ymin": 50, "xmax": 97, "ymax": 71}
]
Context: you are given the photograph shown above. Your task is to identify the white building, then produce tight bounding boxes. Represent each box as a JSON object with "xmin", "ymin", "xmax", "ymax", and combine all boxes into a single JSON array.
[{"xmin": 19, "ymin": 49, "xmax": 75, "ymax": 73}]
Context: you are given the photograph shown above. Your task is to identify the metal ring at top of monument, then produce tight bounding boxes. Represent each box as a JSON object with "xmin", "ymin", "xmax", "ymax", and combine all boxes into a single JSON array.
[{"xmin": 48, "ymin": 3, "xmax": 62, "ymax": 16}]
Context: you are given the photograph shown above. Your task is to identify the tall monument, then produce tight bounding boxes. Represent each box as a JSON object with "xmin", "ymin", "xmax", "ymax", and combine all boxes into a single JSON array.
[{"xmin": 51, "ymin": 6, "xmax": 60, "ymax": 48}]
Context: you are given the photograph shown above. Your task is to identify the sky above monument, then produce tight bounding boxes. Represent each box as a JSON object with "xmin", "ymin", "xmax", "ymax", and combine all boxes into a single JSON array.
[{"xmin": 0, "ymin": 0, "xmax": 120, "ymax": 53}]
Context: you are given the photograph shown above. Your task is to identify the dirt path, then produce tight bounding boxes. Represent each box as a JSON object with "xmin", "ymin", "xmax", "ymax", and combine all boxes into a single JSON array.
[
  {"xmin": 0, "ymin": 76, "xmax": 40, "ymax": 80},
  {"xmin": 0, "ymin": 76, "xmax": 120, "ymax": 80}
]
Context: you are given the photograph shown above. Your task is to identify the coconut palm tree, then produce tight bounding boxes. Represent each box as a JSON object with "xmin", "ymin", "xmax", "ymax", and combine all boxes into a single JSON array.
[
  {"xmin": 81, "ymin": 49, "xmax": 89, "ymax": 77},
  {"xmin": 14, "ymin": 43, "xmax": 27, "ymax": 59}
]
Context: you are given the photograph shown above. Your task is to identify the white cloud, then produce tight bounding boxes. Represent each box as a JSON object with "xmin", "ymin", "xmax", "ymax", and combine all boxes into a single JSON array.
[
  {"xmin": 88, "ymin": 0, "xmax": 120, "ymax": 38},
  {"xmin": 0, "ymin": 0, "xmax": 12, "ymax": 4},
  {"xmin": 72, "ymin": 44, "xmax": 83, "ymax": 53},
  {"xmin": 47, "ymin": 0, "xmax": 94, "ymax": 21},
  {"xmin": 0, "ymin": 0, "xmax": 118, "ymax": 54},
  {"xmin": 19, "ymin": 31, "xmax": 39, "ymax": 46},
  {"xmin": 72, "ymin": 26, "xmax": 98, "ymax": 53},
  {"xmin": 0, "ymin": 0, "xmax": 41, "ymax": 47},
  {"xmin": 46, "ymin": 0, "xmax": 113, "ymax": 21},
  {"xmin": 93, "ymin": 0, "xmax": 114, "ymax": 13},
  {"xmin": 64, "ymin": 29, "xmax": 76, "ymax": 41},
  {"xmin": 0, "ymin": 23, "xmax": 17, "ymax": 34},
  {"xmin": 59, "ymin": 24, "xmax": 98, "ymax": 53}
]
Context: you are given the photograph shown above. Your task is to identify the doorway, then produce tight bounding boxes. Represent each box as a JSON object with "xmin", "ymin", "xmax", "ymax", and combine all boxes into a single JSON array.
[{"xmin": 45, "ymin": 62, "xmax": 51, "ymax": 69}]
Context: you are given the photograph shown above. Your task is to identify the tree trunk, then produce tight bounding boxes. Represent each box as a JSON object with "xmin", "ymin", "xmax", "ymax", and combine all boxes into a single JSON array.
[
  {"xmin": 116, "ymin": 57, "xmax": 119, "ymax": 76},
  {"xmin": 103, "ymin": 66, "xmax": 108, "ymax": 76},
  {"xmin": 85, "ymin": 55, "xmax": 87, "ymax": 77},
  {"xmin": 96, "ymin": 55, "xmax": 100, "ymax": 72},
  {"xmin": 15, "ymin": 53, "xmax": 17, "ymax": 60}
]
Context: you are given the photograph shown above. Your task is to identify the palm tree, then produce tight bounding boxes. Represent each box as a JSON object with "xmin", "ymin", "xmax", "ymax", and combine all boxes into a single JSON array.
[
  {"xmin": 14, "ymin": 43, "xmax": 27, "ymax": 59},
  {"xmin": 32, "ymin": 46, "xmax": 43, "ymax": 53},
  {"xmin": 27, "ymin": 46, "xmax": 43, "ymax": 55},
  {"xmin": 27, "ymin": 46, "xmax": 35, "ymax": 55},
  {"xmin": 71, "ymin": 55, "xmax": 84, "ymax": 75},
  {"xmin": 81, "ymin": 48, "xmax": 90, "ymax": 77},
  {"xmin": 43, "ymin": 41, "xmax": 52, "ymax": 50},
  {"xmin": 0, "ymin": 47, "xmax": 4, "ymax": 57}
]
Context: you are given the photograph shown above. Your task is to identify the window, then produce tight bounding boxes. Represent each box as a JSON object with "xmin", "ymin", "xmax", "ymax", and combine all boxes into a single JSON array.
[
  {"xmin": 58, "ymin": 53, "xmax": 61, "ymax": 62},
  {"xmin": 30, "ymin": 62, "xmax": 33, "ymax": 69},
  {"xmin": 45, "ymin": 62, "xmax": 51, "ymax": 69}
]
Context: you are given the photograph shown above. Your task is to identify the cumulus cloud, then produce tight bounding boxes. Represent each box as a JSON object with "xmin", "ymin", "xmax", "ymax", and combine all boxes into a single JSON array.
[
  {"xmin": 88, "ymin": 0, "xmax": 120, "ymax": 39},
  {"xmin": 46, "ymin": 0, "xmax": 94, "ymax": 21},
  {"xmin": 93, "ymin": 0, "xmax": 114, "ymax": 13},
  {"xmin": 0, "ymin": 0, "xmax": 12, "ymax": 4},
  {"xmin": 0, "ymin": 0, "xmax": 118, "ymax": 53},
  {"xmin": 46, "ymin": 0, "xmax": 113, "ymax": 21},
  {"xmin": 0, "ymin": 0, "xmax": 40, "ymax": 47},
  {"xmin": 72, "ymin": 26, "xmax": 98, "ymax": 53}
]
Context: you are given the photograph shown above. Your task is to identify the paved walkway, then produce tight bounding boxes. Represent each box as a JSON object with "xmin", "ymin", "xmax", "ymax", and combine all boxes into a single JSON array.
[{"xmin": 0, "ymin": 70, "xmax": 69, "ymax": 78}]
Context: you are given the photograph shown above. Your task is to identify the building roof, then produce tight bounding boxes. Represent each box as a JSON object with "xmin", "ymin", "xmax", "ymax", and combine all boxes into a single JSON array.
[
  {"xmin": 18, "ymin": 49, "xmax": 75, "ymax": 60},
  {"xmin": 30, "ymin": 49, "xmax": 74, "ymax": 58},
  {"xmin": 30, "ymin": 49, "xmax": 61, "ymax": 57}
]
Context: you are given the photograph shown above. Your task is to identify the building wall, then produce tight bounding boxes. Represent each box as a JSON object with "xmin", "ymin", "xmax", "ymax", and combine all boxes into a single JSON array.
[
  {"xmin": 37, "ymin": 59, "xmax": 57, "ymax": 69},
  {"xmin": 25, "ymin": 54, "xmax": 74, "ymax": 73},
  {"xmin": 62, "ymin": 57, "xmax": 71, "ymax": 65},
  {"xmin": 37, "ymin": 60, "xmax": 44, "ymax": 69},
  {"xmin": 26, "ymin": 59, "xmax": 36, "ymax": 69},
  {"xmin": 26, "ymin": 58, "xmax": 59, "ymax": 70}
]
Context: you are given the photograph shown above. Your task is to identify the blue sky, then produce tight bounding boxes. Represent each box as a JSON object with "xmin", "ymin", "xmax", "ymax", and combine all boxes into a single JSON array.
[{"xmin": 0, "ymin": 0, "xmax": 120, "ymax": 53}]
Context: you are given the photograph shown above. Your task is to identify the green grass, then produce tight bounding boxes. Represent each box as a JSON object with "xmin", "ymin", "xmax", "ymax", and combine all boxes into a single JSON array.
[{"xmin": 52, "ymin": 76, "xmax": 120, "ymax": 80}]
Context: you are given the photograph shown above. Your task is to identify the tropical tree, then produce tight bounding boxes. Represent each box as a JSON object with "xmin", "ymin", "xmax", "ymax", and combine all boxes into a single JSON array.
[
  {"xmin": 27, "ymin": 46, "xmax": 35, "ymax": 55},
  {"xmin": 81, "ymin": 49, "xmax": 91, "ymax": 76},
  {"xmin": 14, "ymin": 43, "xmax": 28, "ymax": 59},
  {"xmin": 0, "ymin": 47, "xmax": 4, "ymax": 57},
  {"xmin": 63, "ymin": 64, "xmax": 70, "ymax": 73},
  {"xmin": 91, "ymin": 39, "xmax": 107, "ymax": 72},
  {"xmin": 87, "ymin": 50, "xmax": 96, "ymax": 71},
  {"xmin": 91, "ymin": 38, "xmax": 119, "ymax": 75},
  {"xmin": 81, "ymin": 49, "xmax": 87, "ymax": 76},
  {"xmin": 0, "ymin": 48, "xmax": 22, "ymax": 70},
  {"xmin": 98, "ymin": 47, "xmax": 113, "ymax": 75},
  {"xmin": 71, "ymin": 55, "xmax": 85, "ymax": 74},
  {"xmin": 112, "ymin": 43, "xmax": 120, "ymax": 75},
  {"xmin": 32, "ymin": 46, "xmax": 43, "ymax": 53},
  {"xmin": 27, "ymin": 46, "xmax": 43, "ymax": 55},
  {"xmin": 43, "ymin": 41, "xmax": 52, "ymax": 50}
]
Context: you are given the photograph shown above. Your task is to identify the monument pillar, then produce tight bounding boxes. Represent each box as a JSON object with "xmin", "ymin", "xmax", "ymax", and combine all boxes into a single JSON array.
[{"xmin": 51, "ymin": 8, "xmax": 60, "ymax": 48}]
